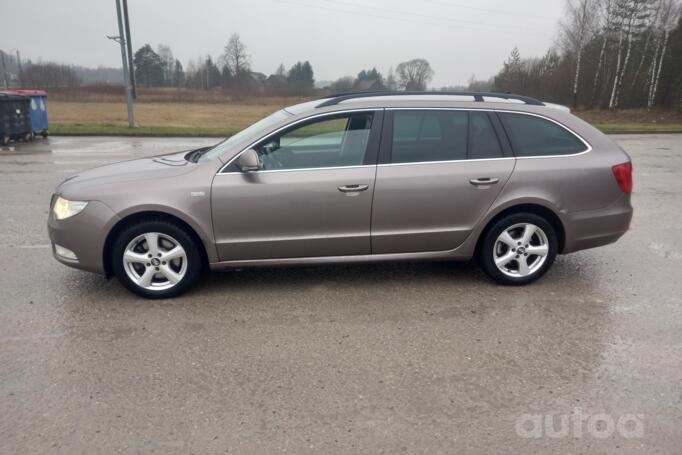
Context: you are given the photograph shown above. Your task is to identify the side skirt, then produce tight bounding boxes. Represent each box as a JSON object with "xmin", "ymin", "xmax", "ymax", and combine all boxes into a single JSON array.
[{"xmin": 209, "ymin": 249, "xmax": 472, "ymax": 270}]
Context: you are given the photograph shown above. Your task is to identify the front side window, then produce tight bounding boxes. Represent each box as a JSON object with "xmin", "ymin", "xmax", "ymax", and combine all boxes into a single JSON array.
[
  {"xmin": 390, "ymin": 110, "xmax": 503, "ymax": 163},
  {"xmin": 248, "ymin": 113, "xmax": 374, "ymax": 171},
  {"xmin": 499, "ymin": 112, "xmax": 587, "ymax": 157}
]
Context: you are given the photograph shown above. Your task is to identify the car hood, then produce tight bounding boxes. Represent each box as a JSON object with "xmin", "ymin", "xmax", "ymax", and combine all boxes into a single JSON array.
[{"xmin": 56, "ymin": 150, "xmax": 199, "ymax": 199}]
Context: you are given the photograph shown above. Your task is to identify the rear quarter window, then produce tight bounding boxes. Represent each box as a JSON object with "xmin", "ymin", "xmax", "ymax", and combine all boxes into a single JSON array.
[{"xmin": 499, "ymin": 112, "xmax": 587, "ymax": 157}]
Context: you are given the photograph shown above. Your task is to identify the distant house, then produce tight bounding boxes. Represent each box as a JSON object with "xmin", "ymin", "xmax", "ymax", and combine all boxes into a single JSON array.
[
  {"xmin": 265, "ymin": 74, "xmax": 288, "ymax": 90},
  {"xmin": 245, "ymin": 72, "xmax": 267, "ymax": 91},
  {"xmin": 354, "ymin": 79, "xmax": 385, "ymax": 92}
]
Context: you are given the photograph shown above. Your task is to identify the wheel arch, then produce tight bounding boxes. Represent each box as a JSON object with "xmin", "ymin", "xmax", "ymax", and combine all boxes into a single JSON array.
[
  {"xmin": 474, "ymin": 203, "xmax": 566, "ymax": 256},
  {"xmin": 103, "ymin": 210, "xmax": 211, "ymax": 278}
]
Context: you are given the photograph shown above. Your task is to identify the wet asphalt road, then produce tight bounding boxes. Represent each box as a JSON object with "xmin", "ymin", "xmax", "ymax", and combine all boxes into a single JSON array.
[{"xmin": 0, "ymin": 135, "xmax": 681, "ymax": 454}]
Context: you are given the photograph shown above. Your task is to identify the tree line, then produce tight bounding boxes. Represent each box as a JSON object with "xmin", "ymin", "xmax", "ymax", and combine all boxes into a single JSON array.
[
  {"xmin": 2, "ymin": 36, "xmax": 435, "ymax": 97},
  {"xmin": 131, "ymin": 34, "xmax": 436, "ymax": 96},
  {"xmin": 482, "ymin": 0, "xmax": 682, "ymax": 109},
  {"xmin": 131, "ymin": 34, "xmax": 316, "ymax": 95}
]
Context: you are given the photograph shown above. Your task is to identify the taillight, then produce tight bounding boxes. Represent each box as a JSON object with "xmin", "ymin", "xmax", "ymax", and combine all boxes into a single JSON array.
[{"xmin": 612, "ymin": 162, "xmax": 632, "ymax": 193}]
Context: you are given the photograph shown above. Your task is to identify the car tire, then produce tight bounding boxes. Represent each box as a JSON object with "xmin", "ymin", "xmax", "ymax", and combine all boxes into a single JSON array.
[
  {"xmin": 111, "ymin": 219, "xmax": 203, "ymax": 299},
  {"xmin": 477, "ymin": 212, "xmax": 558, "ymax": 286}
]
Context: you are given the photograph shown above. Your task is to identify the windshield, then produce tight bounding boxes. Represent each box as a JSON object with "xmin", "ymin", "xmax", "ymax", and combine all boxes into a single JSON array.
[{"xmin": 199, "ymin": 109, "xmax": 292, "ymax": 162}]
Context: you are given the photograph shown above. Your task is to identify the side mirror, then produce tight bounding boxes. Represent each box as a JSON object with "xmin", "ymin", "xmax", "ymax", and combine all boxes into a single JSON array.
[{"xmin": 237, "ymin": 149, "xmax": 260, "ymax": 172}]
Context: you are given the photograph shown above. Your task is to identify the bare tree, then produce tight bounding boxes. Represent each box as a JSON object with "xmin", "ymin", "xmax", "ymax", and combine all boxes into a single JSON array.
[
  {"xmin": 19, "ymin": 62, "xmax": 80, "ymax": 89},
  {"xmin": 222, "ymin": 34, "xmax": 251, "ymax": 81},
  {"xmin": 591, "ymin": 0, "xmax": 615, "ymax": 107},
  {"xmin": 560, "ymin": 0, "xmax": 599, "ymax": 107},
  {"xmin": 395, "ymin": 59, "xmax": 434, "ymax": 91},
  {"xmin": 629, "ymin": 0, "xmax": 662, "ymax": 93},
  {"xmin": 609, "ymin": 0, "xmax": 653, "ymax": 109},
  {"xmin": 647, "ymin": 0, "xmax": 681, "ymax": 107}
]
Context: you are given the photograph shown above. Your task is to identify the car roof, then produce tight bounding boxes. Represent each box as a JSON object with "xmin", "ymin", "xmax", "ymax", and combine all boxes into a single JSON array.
[{"xmin": 284, "ymin": 92, "xmax": 571, "ymax": 118}]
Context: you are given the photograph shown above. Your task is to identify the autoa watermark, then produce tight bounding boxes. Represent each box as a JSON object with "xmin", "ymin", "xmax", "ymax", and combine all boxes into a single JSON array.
[{"xmin": 515, "ymin": 408, "xmax": 644, "ymax": 439}]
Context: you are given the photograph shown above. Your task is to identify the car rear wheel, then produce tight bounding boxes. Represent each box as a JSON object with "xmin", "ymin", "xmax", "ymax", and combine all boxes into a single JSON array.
[
  {"xmin": 477, "ymin": 213, "xmax": 558, "ymax": 285},
  {"xmin": 111, "ymin": 220, "xmax": 202, "ymax": 298}
]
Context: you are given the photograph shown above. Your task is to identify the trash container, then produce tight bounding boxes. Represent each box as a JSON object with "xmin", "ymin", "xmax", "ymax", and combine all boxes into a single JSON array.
[
  {"xmin": 0, "ymin": 92, "xmax": 32, "ymax": 146},
  {"xmin": 13, "ymin": 90, "xmax": 49, "ymax": 137}
]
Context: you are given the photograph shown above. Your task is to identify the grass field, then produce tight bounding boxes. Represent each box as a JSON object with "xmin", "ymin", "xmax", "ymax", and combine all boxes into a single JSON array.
[
  {"xmin": 49, "ymin": 101, "xmax": 290, "ymax": 136},
  {"xmin": 48, "ymin": 100, "xmax": 682, "ymax": 137}
]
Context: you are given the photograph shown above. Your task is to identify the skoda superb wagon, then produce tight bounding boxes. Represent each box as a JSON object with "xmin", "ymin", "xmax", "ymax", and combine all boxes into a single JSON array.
[{"xmin": 48, "ymin": 92, "xmax": 633, "ymax": 298}]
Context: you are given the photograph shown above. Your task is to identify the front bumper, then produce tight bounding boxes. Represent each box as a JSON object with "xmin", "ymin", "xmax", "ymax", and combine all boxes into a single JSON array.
[{"xmin": 47, "ymin": 200, "xmax": 119, "ymax": 274}]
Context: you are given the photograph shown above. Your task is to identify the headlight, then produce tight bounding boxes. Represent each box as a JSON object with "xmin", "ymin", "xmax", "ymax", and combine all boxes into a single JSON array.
[{"xmin": 52, "ymin": 196, "xmax": 88, "ymax": 220}]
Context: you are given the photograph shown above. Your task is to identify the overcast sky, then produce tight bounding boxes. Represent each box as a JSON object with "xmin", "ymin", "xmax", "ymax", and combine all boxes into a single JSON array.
[{"xmin": 2, "ymin": 0, "xmax": 564, "ymax": 87}]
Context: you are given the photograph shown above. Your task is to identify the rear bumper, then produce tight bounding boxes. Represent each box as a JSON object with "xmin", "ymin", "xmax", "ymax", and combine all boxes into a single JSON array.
[
  {"xmin": 47, "ymin": 200, "xmax": 118, "ymax": 274},
  {"xmin": 562, "ymin": 194, "xmax": 633, "ymax": 253}
]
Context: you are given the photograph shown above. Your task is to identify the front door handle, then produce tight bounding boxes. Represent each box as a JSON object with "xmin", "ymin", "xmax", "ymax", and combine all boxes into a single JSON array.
[
  {"xmin": 469, "ymin": 177, "xmax": 499, "ymax": 186},
  {"xmin": 338, "ymin": 184, "xmax": 369, "ymax": 193}
]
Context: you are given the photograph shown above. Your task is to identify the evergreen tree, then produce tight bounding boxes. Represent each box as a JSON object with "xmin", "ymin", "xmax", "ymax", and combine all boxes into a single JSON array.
[
  {"xmin": 133, "ymin": 44, "xmax": 165, "ymax": 87},
  {"xmin": 287, "ymin": 61, "xmax": 315, "ymax": 94}
]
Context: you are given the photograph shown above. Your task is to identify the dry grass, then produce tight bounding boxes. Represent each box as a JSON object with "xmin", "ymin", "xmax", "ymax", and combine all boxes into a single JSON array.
[
  {"xmin": 48, "ymin": 87, "xmax": 313, "ymax": 105},
  {"xmin": 576, "ymin": 108, "xmax": 682, "ymax": 125},
  {"xmin": 50, "ymin": 101, "xmax": 288, "ymax": 130}
]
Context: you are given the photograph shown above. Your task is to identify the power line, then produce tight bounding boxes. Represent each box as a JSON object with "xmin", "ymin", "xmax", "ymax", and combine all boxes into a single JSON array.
[
  {"xmin": 425, "ymin": 0, "xmax": 559, "ymax": 21},
  {"xmin": 317, "ymin": 0, "xmax": 558, "ymax": 31},
  {"xmin": 264, "ymin": 0, "xmax": 555, "ymax": 37}
]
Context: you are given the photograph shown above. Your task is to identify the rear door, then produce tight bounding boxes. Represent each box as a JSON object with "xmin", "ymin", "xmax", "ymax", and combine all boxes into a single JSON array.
[{"xmin": 371, "ymin": 109, "xmax": 514, "ymax": 254}]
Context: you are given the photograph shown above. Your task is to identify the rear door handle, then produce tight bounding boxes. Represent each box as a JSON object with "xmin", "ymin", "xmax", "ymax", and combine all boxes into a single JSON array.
[
  {"xmin": 338, "ymin": 184, "xmax": 369, "ymax": 193},
  {"xmin": 469, "ymin": 177, "xmax": 499, "ymax": 186}
]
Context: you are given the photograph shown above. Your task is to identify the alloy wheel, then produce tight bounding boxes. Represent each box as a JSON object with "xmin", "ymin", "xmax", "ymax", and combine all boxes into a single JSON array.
[
  {"xmin": 493, "ymin": 223, "xmax": 549, "ymax": 278},
  {"xmin": 123, "ymin": 232, "xmax": 187, "ymax": 291}
]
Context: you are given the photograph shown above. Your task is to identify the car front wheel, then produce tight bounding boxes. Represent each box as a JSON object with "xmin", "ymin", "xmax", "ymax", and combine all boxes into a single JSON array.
[
  {"xmin": 478, "ymin": 213, "xmax": 558, "ymax": 285},
  {"xmin": 111, "ymin": 220, "xmax": 202, "ymax": 298}
]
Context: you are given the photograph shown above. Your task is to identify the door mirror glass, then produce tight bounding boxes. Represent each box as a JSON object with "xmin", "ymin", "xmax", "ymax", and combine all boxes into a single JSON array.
[{"xmin": 237, "ymin": 148, "xmax": 260, "ymax": 172}]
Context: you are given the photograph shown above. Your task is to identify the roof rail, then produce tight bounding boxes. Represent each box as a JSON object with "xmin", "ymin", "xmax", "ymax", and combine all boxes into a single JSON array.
[{"xmin": 316, "ymin": 91, "xmax": 544, "ymax": 108}]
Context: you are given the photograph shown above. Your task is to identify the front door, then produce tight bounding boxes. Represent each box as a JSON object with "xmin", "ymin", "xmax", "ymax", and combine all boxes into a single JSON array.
[
  {"xmin": 371, "ymin": 109, "xmax": 514, "ymax": 254},
  {"xmin": 211, "ymin": 110, "xmax": 382, "ymax": 261}
]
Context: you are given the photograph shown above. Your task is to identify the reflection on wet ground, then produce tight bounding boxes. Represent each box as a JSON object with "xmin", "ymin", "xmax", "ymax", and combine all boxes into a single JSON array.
[{"xmin": 0, "ymin": 135, "xmax": 680, "ymax": 453}]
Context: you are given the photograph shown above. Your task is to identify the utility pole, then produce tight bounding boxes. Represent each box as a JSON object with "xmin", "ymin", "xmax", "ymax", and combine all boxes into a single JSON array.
[
  {"xmin": 15, "ymin": 50, "xmax": 22, "ymax": 88},
  {"xmin": 17, "ymin": 49, "xmax": 23, "ymax": 82},
  {"xmin": 0, "ymin": 51, "xmax": 8, "ymax": 89},
  {"xmin": 111, "ymin": 0, "xmax": 136, "ymax": 127},
  {"xmin": 122, "ymin": 0, "xmax": 137, "ymax": 99}
]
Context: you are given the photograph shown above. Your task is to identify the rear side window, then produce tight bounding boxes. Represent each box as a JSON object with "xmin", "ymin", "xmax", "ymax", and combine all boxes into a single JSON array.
[
  {"xmin": 390, "ymin": 110, "xmax": 501, "ymax": 164},
  {"xmin": 499, "ymin": 112, "xmax": 587, "ymax": 157}
]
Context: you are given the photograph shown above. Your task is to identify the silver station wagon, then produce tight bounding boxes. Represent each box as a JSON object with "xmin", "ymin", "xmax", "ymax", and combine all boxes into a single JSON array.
[{"xmin": 48, "ymin": 92, "xmax": 633, "ymax": 298}]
